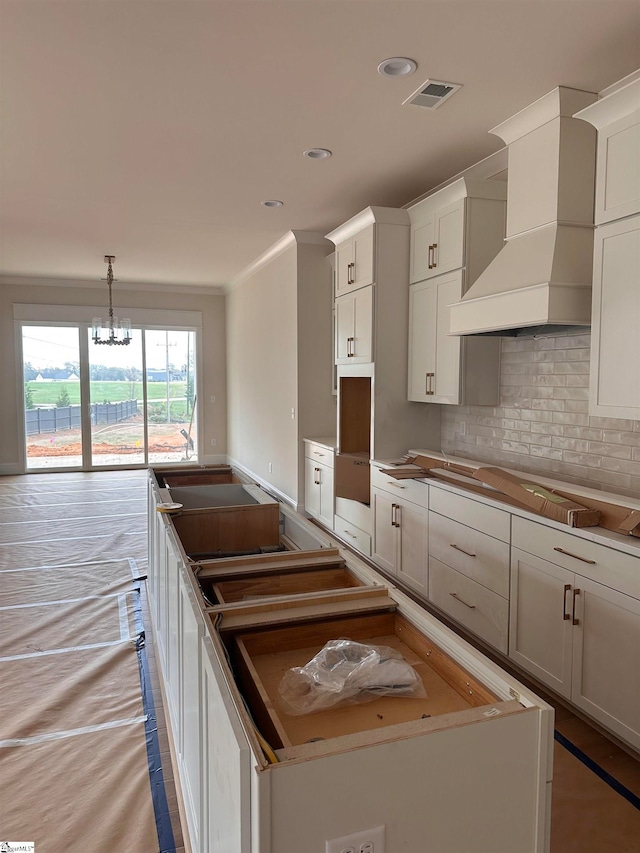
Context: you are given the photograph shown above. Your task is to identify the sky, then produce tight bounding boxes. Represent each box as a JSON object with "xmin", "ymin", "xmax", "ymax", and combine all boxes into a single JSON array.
[{"xmin": 21, "ymin": 326, "xmax": 193, "ymax": 371}]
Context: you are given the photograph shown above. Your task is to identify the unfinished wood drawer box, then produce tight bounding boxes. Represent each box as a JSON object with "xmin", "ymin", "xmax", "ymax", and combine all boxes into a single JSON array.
[
  {"xmin": 429, "ymin": 557, "xmax": 509, "ymax": 653},
  {"xmin": 171, "ymin": 502, "xmax": 281, "ymax": 560},
  {"xmin": 429, "ymin": 485, "xmax": 511, "ymax": 542},
  {"xmin": 201, "ymin": 565, "xmax": 364, "ymax": 606},
  {"xmin": 512, "ymin": 516, "xmax": 640, "ymax": 599},
  {"xmin": 371, "ymin": 464, "xmax": 429, "ymax": 509},
  {"xmin": 153, "ymin": 465, "xmax": 237, "ymax": 488},
  {"xmin": 429, "ymin": 510, "xmax": 510, "ymax": 598}
]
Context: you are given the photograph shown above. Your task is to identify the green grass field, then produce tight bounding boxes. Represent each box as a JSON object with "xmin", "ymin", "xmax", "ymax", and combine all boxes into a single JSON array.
[{"xmin": 26, "ymin": 380, "xmax": 188, "ymax": 405}]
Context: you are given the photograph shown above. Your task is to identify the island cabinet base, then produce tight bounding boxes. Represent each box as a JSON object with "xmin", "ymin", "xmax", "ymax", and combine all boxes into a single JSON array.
[{"xmin": 211, "ymin": 606, "xmax": 552, "ymax": 853}]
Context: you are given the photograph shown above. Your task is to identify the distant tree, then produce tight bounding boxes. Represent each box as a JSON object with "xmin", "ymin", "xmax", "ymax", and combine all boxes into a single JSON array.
[
  {"xmin": 23, "ymin": 362, "xmax": 38, "ymax": 382},
  {"xmin": 56, "ymin": 386, "xmax": 71, "ymax": 407},
  {"xmin": 64, "ymin": 361, "xmax": 80, "ymax": 376},
  {"xmin": 25, "ymin": 384, "xmax": 34, "ymax": 409}
]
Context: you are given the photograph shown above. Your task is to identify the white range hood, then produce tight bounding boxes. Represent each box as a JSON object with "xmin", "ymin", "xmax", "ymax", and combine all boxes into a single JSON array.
[{"xmin": 449, "ymin": 86, "xmax": 598, "ymax": 337}]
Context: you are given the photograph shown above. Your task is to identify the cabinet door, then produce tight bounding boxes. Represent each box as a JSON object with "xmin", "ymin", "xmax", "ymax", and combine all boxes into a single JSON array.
[
  {"xmin": 352, "ymin": 224, "xmax": 375, "ymax": 289},
  {"xmin": 396, "ymin": 498, "xmax": 428, "ymax": 595},
  {"xmin": 335, "ymin": 226, "xmax": 375, "ymax": 295},
  {"xmin": 335, "ymin": 240, "xmax": 353, "ymax": 296},
  {"xmin": 408, "ymin": 281, "xmax": 436, "ymax": 401},
  {"xmin": 317, "ymin": 462, "xmax": 334, "ymax": 529},
  {"xmin": 410, "ymin": 209, "xmax": 436, "ymax": 284},
  {"xmin": 335, "ymin": 287, "xmax": 373, "ymax": 364},
  {"xmin": 571, "ymin": 578, "xmax": 640, "ymax": 750},
  {"xmin": 304, "ymin": 457, "xmax": 322, "ymax": 519},
  {"xmin": 432, "ymin": 199, "xmax": 465, "ymax": 276},
  {"xmin": 372, "ymin": 487, "xmax": 397, "ymax": 574},
  {"xmin": 509, "ymin": 548, "xmax": 574, "ymax": 699},
  {"xmin": 432, "ymin": 272, "xmax": 463, "ymax": 404},
  {"xmin": 589, "ymin": 215, "xmax": 640, "ymax": 419}
]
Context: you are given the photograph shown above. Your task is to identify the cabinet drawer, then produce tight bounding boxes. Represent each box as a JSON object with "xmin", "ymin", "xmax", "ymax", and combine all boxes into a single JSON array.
[
  {"xmin": 371, "ymin": 466, "xmax": 429, "ymax": 509},
  {"xmin": 305, "ymin": 442, "xmax": 335, "ymax": 468},
  {"xmin": 334, "ymin": 514, "xmax": 371, "ymax": 556},
  {"xmin": 429, "ymin": 512, "xmax": 510, "ymax": 598},
  {"xmin": 429, "ymin": 486, "xmax": 510, "ymax": 542},
  {"xmin": 512, "ymin": 516, "xmax": 640, "ymax": 600},
  {"xmin": 429, "ymin": 558, "xmax": 509, "ymax": 653}
]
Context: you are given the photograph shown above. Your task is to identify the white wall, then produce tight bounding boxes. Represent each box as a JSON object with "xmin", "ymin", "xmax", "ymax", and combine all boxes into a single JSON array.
[
  {"xmin": 0, "ymin": 281, "xmax": 227, "ymax": 473},
  {"xmin": 226, "ymin": 235, "xmax": 335, "ymax": 506}
]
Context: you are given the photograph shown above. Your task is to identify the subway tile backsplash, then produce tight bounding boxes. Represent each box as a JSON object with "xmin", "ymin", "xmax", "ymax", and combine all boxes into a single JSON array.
[{"xmin": 440, "ymin": 332, "xmax": 640, "ymax": 498}]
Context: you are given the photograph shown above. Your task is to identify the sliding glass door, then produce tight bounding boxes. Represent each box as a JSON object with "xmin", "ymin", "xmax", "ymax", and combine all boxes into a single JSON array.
[{"xmin": 22, "ymin": 323, "xmax": 198, "ymax": 471}]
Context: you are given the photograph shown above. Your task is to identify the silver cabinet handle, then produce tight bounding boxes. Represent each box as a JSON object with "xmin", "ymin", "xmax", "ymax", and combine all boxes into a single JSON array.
[
  {"xmin": 563, "ymin": 584, "xmax": 571, "ymax": 621},
  {"xmin": 342, "ymin": 528, "xmax": 358, "ymax": 540},
  {"xmin": 391, "ymin": 503, "xmax": 401, "ymax": 528},
  {"xmin": 347, "ymin": 262, "xmax": 355, "ymax": 285},
  {"xmin": 554, "ymin": 547, "xmax": 596, "ymax": 565},
  {"xmin": 432, "ymin": 242, "xmax": 438, "ymax": 268},
  {"xmin": 428, "ymin": 244, "xmax": 435, "ymax": 269},
  {"xmin": 450, "ymin": 592, "xmax": 475, "ymax": 609},
  {"xmin": 572, "ymin": 588, "xmax": 581, "ymax": 625},
  {"xmin": 347, "ymin": 335, "xmax": 355, "ymax": 357},
  {"xmin": 313, "ymin": 451, "xmax": 325, "ymax": 457},
  {"xmin": 450, "ymin": 543, "xmax": 476, "ymax": 558},
  {"xmin": 386, "ymin": 480, "xmax": 406, "ymax": 489},
  {"xmin": 425, "ymin": 372, "xmax": 435, "ymax": 395},
  {"xmin": 314, "ymin": 467, "xmax": 321, "ymax": 485}
]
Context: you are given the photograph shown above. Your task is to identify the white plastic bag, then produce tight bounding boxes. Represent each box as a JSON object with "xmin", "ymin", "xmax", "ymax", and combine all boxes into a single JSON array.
[{"xmin": 278, "ymin": 638, "xmax": 426, "ymax": 715}]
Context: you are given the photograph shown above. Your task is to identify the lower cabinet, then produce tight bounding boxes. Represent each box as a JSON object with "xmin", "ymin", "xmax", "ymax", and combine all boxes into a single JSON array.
[
  {"xmin": 304, "ymin": 456, "xmax": 334, "ymax": 529},
  {"xmin": 371, "ymin": 487, "xmax": 428, "ymax": 595},
  {"xmin": 510, "ymin": 517, "xmax": 640, "ymax": 751}
]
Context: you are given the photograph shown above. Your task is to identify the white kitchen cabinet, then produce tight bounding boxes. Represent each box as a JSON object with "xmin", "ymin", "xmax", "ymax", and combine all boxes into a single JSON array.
[
  {"xmin": 371, "ymin": 466, "xmax": 428, "ymax": 595},
  {"xmin": 428, "ymin": 489, "xmax": 511, "ymax": 653},
  {"xmin": 407, "ymin": 178, "xmax": 505, "ymax": 406},
  {"xmin": 574, "ymin": 77, "xmax": 640, "ymax": 420},
  {"xmin": 408, "ymin": 177, "xmax": 507, "ymax": 285},
  {"xmin": 408, "ymin": 270, "xmax": 501, "ymax": 405},
  {"xmin": 588, "ymin": 214, "xmax": 640, "ymax": 418},
  {"xmin": 335, "ymin": 222, "xmax": 375, "ymax": 296},
  {"xmin": 304, "ymin": 440, "xmax": 334, "ymax": 529},
  {"xmin": 335, "ymin": 285, "xmax": 373, "ymax": 364},
  {"xmin": 575, "ymin": 76, "xmax": 640, "ymax": 225},
  {"xmin": 510, "ymin": 517, "xmax": 640, "ymax": 750}
]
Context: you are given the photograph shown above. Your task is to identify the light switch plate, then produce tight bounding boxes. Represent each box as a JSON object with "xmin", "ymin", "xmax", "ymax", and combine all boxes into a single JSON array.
[{"xmin": 326, "ymin": 825, "xmax": 385, "ymax": 853}]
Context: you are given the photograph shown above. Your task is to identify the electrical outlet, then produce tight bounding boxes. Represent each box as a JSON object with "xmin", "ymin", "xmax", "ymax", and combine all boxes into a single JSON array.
[
  {"xmin": 290, "ymin": 407, "xmax": 295, "ymax": 419},
  {"xmin": 326, "ymin": 826, "xmax": 385, "ymax": 853},
  {"xmin": 459, "ymin": 420, "xmax": 466, "ymax": 436},
  {"xmin": 210, "ymin": 438, "xmax": 217, "ymax": 446},
  {"xmin": 210, "ymin": 395, "xmax": 216, "ymax": 404},
  {"xmin": 268, "ymin": 462, "xmax": 273, "ymax": 473}
]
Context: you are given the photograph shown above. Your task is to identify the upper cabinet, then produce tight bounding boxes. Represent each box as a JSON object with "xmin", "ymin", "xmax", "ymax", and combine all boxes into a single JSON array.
[
  {"xmin": 575, "ymin": 76, "xmax": 640, "ymax": 226},
  {"xmin": 409, "ymin": 178, "xmax": 507, "ymax": 286},
  {"xmin": 407, "ymin": 178, "xmax": 506, "ymax": 405},
  {"xmin": 335, "ymin": 223, "xmax": 375, "ymax": 296},
  {"xmin": 575, "ymin": 76, "xmax": 640, "ymax": 419}
]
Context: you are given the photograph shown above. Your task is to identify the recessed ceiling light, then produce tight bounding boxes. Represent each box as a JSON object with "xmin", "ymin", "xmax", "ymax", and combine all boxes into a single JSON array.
[
  {"xmin": 303, "ymin": 148, "xmax": 332, "ymax": 159},
  {"xmin": 377, "ymin": 57, "xmax": 417, "ymax": 78},
  {"xmin": 261, "ymin": 199, "xmax": 284, "ymax": 208}
]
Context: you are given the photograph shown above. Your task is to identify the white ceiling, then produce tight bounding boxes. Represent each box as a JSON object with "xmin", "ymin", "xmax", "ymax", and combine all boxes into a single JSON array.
[{"xmin": 1, "ymin": 0, "xmax": 639, "ymax": 291}]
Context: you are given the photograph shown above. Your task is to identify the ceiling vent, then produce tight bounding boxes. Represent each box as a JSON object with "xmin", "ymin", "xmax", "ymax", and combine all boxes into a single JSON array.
[{"xmin": 403, "ymin": 79, "xmax": 462, "ymax": 110}]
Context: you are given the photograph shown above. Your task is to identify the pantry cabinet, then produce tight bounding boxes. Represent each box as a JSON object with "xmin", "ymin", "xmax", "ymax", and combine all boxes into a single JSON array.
[
  {"xmin": 407, "ymin": 178, "xmax": 505, "ymax": 406},
  {"xmin": 574, "ymin": 77, "xmax": 640, "ymax": 420},
  {"xmin": 509, "ymin": 516, "xmax": 640, "ymax": 750}
]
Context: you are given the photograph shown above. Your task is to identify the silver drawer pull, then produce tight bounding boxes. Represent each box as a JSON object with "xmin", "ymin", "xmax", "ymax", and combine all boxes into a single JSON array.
[
  {"xmin": 554, "ymin": 546, "xmax": 596, "ymax": 565},
  {"xmin": 450, "ymin": 592, "xmax": 476, "ymax": 609},
  {"xmin": 386, "ymin": 480, "xmax": 406, "ymax": 489},
  {"xmin": 450, "ymin": 543, "xmax": 476, "ymax": 558},
  {"xmin": 342, "ymin": 529, "xmax": 358, "ymax": 540},
  {"xmin": 313, "ymin": 451, "xmax": 325, "ymax": 457}
]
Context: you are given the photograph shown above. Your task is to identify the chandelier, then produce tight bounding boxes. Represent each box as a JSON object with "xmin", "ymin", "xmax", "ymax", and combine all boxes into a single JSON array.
[{"xmin": 92, "ymin": 255, "xmax": 131, "ymax": 346}]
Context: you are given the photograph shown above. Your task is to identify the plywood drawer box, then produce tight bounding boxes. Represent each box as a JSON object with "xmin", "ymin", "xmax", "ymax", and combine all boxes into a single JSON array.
[
  {"xmin": 429, "ymin": 557, "xmax": 509, "ymax": 653},
  {"xmin": 210, "ymin": 601, "xmax": 551, "ymax": 853},
  {"xmin": 429, "ymin": 511, "xmax": 510, "ymax": 598}
]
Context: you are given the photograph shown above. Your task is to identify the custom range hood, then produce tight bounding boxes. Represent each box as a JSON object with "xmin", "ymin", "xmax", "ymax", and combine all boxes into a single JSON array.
[{"xmin": 449, "ymin": 86, "xmax": 598, "ymax": 337}]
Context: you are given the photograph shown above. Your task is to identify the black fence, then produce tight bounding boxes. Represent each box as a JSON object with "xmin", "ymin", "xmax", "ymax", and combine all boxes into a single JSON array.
[{"xmin": 25, "ymin": 400, "xmax": 138, "ymax": 436}]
